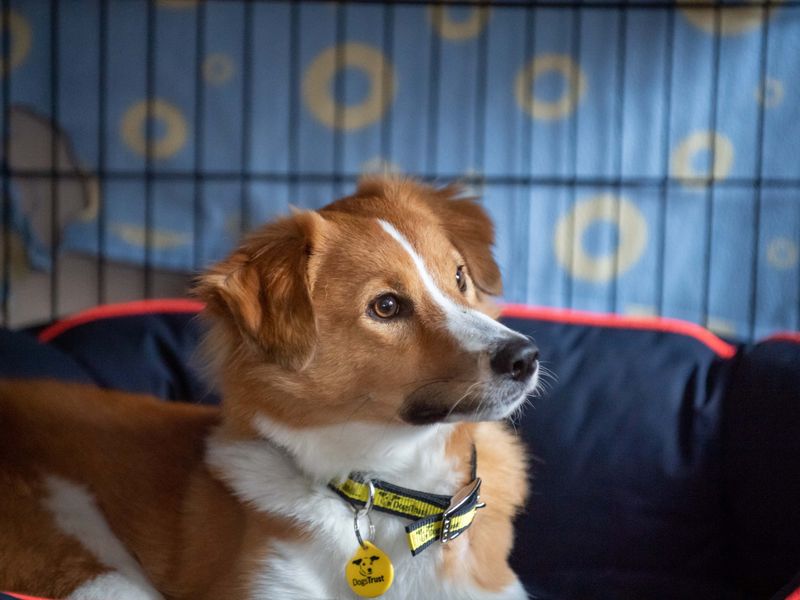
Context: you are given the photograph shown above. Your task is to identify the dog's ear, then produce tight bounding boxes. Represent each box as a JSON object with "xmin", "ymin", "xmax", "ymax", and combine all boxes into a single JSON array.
[
  {"xmin": 426, "ymin": 186, "xmax": 502, "ymax": 296},
  {"xmin": 195, "ymin": 211, "xmax": 326, "ymax": 370}
]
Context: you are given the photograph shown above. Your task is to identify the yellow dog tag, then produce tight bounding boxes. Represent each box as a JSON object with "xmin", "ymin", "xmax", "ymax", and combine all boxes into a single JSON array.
[{"xmin": 345, "ymin": 540, "xmax": 394, "ymax": 598}]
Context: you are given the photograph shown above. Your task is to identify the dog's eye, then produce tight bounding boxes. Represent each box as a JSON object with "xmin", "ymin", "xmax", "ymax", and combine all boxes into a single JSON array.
[
  {"xmin": 456, "ymin": 265, "xmax": 467, "ymax": 293},
  {"xmin": 371, "ymin": 294, "xmax": 401, "ymax": 319}
]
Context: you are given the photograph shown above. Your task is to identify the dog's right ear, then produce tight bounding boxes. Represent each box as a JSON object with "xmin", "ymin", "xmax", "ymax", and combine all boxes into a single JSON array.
[{"xmin": 195, "ymin": 211, "xmax": 327, "ymax": 371}]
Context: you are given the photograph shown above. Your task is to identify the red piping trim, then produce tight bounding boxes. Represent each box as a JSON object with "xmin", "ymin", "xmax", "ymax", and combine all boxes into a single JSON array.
[
  {"xmin": 785, "ymin": 587, "xmax": 800, "ymax": 600},
  {"xmin": 38, "ymin": 299, "xmax": 206, "ymax": 343},
  {"xmin": 763, "ymin": 332, "xmax": 800, "ymax": 345},
  {"xmin": 500, "ymin": 304, "xmax": 738, "ymax": 359},
  {"xmin": 38, "ymin": 299, "xmax": 743, "ymax": 359},
  {"xmin": 1, "ymin": 594, "xmax": 53, "ymax": 600}
]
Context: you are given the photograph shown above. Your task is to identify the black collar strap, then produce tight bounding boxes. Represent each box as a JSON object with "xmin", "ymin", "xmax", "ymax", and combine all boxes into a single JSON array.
[{"xmin": 328, "ymin": 446, "xmax": 485, "ymax": 556}]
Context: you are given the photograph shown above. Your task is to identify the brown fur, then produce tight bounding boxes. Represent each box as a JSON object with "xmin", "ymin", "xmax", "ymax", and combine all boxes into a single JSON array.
[
  {"xmin": 0, "ymin": 379, "xmax": 307, "ymax": 600},
  {"xmin": 441, "ymin": 422, "xmax": 529, "ymax": 592},
  {"xmin": 0, "ymin": 177, "xmax": 529, "ymax": 598},
  {"xmin": 0, "ymin": 471, "xmax": 108, "ymax": 598},
  {"xmin": 197, "ymin": 178, "xmax": 507, "ymax": 430}
]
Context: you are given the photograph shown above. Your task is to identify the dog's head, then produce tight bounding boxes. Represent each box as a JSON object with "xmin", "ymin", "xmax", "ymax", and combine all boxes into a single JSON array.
[
  {"xmin": 352, "ymin": 555, "xmax": 380, "ymax": 576},
  {"xmin": 196, "ymin": 178, "xmax": 538, "ymax": 431}
]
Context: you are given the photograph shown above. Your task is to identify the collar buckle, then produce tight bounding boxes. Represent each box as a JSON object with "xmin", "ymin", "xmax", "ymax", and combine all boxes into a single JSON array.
[{"xmin": 440, "ymin": 477, "xmax": 482, "ymax": 543}]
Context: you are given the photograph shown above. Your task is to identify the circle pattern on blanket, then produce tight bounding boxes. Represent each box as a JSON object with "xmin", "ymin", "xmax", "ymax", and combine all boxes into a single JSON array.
[
  {"xmin": 0, "ymin": 10, "xmax": 32, "ymax": 76},
  {"xmin": 428, "ymin": 3, "xmax": 491, "ymax": 41},
  {"xmin": 121, "ymin": 98, "xmax": 189, "ymax": 159},
  {"xmin": 670, "ymin": 130, "xmax": 734, "ymax": 189},
  {"xmin": 515, "ymin": 54, "xmax": 587, "ymax": 120},
  {"xmin": 680, "ymin": 0, "xmax": 783, "ymax": 35},
  {"xmin": 767, "ymin": 237, "xmax": 799, "ymax": 270},
  {"xmin": 303, "ymin": 42, "xmax": 396, "ymax": 131},
  {"xmin": 203, "ymin": 53, "xmax": 235, "ymax": 86},
  {"xmin": 755, "ymin": 77, "xmax": 784, "ymax": 108},
  {"xmin": 554, "ymin": 195, "xmax": 648, "ymax": 282}
]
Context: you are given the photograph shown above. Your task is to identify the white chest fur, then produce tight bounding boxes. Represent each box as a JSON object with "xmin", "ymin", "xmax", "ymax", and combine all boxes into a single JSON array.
[
  {"xmin": 255, "ymin": 525, "xmax": 528, "ymax": 599},
  {"xmin": 206, "ymin": 421, "xmax": 528, "ymax": 600}
]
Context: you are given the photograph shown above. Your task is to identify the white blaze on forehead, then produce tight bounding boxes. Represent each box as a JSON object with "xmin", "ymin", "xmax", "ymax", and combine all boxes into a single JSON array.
[{"xmin": 377, "ymin": 219, "xmax": 520, "ymax": 352}]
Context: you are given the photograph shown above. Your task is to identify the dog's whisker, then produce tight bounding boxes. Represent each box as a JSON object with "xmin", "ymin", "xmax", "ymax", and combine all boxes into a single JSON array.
[{"xmin": 444, "ymin": 380, "xmax": 485, "ymax": 420}]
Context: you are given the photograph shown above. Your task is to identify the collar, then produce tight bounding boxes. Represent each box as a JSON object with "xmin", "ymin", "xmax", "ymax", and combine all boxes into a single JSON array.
[{"xmin": 328, "ymin": 445, "xmax": 485, "ymax": 556}]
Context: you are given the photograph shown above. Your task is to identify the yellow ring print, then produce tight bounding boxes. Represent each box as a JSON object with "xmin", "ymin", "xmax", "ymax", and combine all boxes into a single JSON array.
[
  {"xmin": 515, "ymin": 54, "xmax": 587, "ymax": 121},
  {"xmin": 680, "ymin": 0, "xmax": 783, "ymax": 36},
  {"xmin": 670, "ymin": 130, "xmax": 734, "ymax": 189},
  {"xmin": 121, "ymin": 99, "xmax": 188, "ymax": 160},
  {"xmin": 755, "ymin": 78, "xmax": 784, "ymax": 109},
  {"xmin": 767, "ymin": 237, "xmax": 799, "ymax": 270},
  {"xmin": 203, "ymin": 53, "xmax": 235, "ymax": 86},
  {"xmin": 302, "ymin": 42, "xmax": 396, "ymax": 131},
  {"xmin": 0, "ymin": 10, "xmax": 32, "ymax": 76},
  {"xmin": 554, "ymin": 195, "xmax": 648, "ymax": 283},
  {"xmin": 428, "ymin": 2, "xmax": 491, "ymax": 41},
  {"xmin": 77, "ymin": 177, "xmax": 101, "ymax": 222}
]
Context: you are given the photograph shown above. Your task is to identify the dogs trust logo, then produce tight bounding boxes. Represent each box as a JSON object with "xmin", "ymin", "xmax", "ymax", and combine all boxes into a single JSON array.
[
  {"xmin": 352, "ymin": 555, "xmax": 383, "ymax": 579},
  {"xmin": 345, "ymin": 542, "xmax": 394, "ymax": 598}
]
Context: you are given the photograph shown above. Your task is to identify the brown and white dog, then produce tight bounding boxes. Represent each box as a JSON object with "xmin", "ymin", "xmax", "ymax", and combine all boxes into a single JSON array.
[{"xmin": 0, "ymin": 177, "xmax": 537, "ymax": 600}]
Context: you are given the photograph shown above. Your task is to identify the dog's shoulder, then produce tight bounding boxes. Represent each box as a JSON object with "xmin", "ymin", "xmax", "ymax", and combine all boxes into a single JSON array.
[
  {"xmin": 440, "ymin": 422, "xmax": 529, "ymax": 595},
  {"xmin": 473, "ymin": 421, "xmax": 529, "ymax": 513}
]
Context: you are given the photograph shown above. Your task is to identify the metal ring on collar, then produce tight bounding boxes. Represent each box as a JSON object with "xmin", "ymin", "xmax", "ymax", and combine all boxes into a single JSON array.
[
  {"xmin": 354, "ymin": 510, "xmax": 375, "ymax": 549},
  {"xmin": 355, "ymin": 479, "xmax": 375, "ymax": 518},
  {"xmin": 353, "ymin": 479, "xmax": 376, "ymax": 549}
]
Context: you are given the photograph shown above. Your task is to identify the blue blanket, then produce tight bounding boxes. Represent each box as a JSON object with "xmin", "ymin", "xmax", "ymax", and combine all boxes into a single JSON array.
[{"xmin": 3, "ymin": 1, "xmax": 799, "ymax": 340}]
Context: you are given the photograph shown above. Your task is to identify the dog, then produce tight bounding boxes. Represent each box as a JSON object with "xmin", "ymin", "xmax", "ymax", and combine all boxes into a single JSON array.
[
  {"xmin": 0, "ymin": 177, "xmax": 537, "ymax": 599},
  {"xmin": 352, "ymin": 556, "xmax": 381, "ymax": 578}
]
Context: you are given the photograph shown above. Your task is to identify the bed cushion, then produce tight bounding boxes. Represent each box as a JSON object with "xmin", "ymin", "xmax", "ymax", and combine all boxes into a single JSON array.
[
  {"xmin": 502, "ymin": 306, "xmax": 740, "ymax": 600},
  {"xmin": 34, "ymin": 300, "xmax": 216, "ymax": 405},
  {"xmin": 5, "ymin": 300, "xmax": 800, "ymax": 600},
  {"xmin": 0, "ymin": 328, "xmax": 91, "ymax": 384},
  {"xmin": 724, "ymin": 335, "xmax": 800, "ymax": 598}
]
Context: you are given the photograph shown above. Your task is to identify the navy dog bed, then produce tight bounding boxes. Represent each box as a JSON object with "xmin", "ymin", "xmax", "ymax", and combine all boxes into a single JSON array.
[{"xmin": 3, "ymin": 300, "xmax": 799, "ymax": 600}]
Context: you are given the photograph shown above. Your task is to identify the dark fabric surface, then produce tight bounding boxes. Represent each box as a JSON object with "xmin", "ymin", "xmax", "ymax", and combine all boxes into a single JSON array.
[
  {"xmin": 0, "ymin": 328, "xmax": 91, "ymax": 384},
  {"xmin": 4, "ymin": 308, "xmax": 799, "ymax": 599},
  {"xmin": 503, "ymin": 316, "xmax": 741, "ymax": 600},
  {"xmin": 724, "ymin": 339, "xmax": 800, "ymax": 599},
  {"xmin": 770, "ymin": 570, "xmax": 800, "ymax": 600},
  {"xmin": 40, "ymin": 312, "xmax": 218, "ymax": 405}
]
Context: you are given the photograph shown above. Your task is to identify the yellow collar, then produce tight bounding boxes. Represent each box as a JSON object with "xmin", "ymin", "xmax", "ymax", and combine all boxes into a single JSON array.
[{"xmin": 328, "ymin": 447, "xmax": 485, "ymax": 556}]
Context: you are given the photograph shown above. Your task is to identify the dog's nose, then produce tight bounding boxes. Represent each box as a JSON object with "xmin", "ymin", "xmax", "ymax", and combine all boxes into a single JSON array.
[{"xmin": 490, "ymin": 338, "xmax": 539, "ymax": 382}]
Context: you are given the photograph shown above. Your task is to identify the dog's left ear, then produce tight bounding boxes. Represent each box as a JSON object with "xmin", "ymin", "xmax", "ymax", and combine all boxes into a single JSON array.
[
  {"xmin": 427, "ymin": 187, "xmax": 502, "ymax": 296},
  {"xmin": 195, "ymin": 210, "xmax": 327, "ymax": 370}
]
